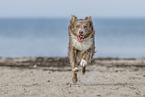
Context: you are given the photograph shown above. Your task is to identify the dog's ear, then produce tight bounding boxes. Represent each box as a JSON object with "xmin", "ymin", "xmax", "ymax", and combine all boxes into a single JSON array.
[
  {"xmin": 85, "ymin": 16, "xmax": 92, "ymax": 21},
  {"xmin": 85, "ymin": 16, "xmax": 93, "ymax": 27},
  {"xmin": 85, "ymin": 16, "xmax": 94, "ymax": 32},
  {"xmin": 70, "ymin": 15, "xmax": 78, "ymax": 24},
  {"xmin": 68, "ymin": 15, "xmax": 77, "ymax": 32}
]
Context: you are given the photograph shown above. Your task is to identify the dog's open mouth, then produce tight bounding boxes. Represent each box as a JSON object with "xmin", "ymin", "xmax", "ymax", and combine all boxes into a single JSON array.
[{"xmin": 77, "ymin": 35, "xmax": 85, "ymax": 42}]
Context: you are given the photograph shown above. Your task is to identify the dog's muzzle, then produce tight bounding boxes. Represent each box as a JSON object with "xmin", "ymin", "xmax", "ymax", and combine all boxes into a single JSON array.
[{"xmin": 77, "ymin": 35, "xmax": 85, "ymax": 42}]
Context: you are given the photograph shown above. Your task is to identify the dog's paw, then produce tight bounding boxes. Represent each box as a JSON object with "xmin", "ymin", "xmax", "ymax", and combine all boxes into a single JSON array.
[
  {"xmin": 72, "ymin": 67, "xmax": 79, "ymax": 72},
  {"xmin": 80, "ymin": 59, "xmax": 87, "ymax": 67}
]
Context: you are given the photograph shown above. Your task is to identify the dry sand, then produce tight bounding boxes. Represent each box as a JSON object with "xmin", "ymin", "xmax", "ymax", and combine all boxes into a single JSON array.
[{"xmin": 0, "ymin": 58, "xmax": 145, "ymax": 97}]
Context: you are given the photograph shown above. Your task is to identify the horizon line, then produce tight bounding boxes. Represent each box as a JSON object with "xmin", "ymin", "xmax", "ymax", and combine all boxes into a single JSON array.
[{"xmin": 0, "ymin": 17, "xmax": 145, "ymax": 19}]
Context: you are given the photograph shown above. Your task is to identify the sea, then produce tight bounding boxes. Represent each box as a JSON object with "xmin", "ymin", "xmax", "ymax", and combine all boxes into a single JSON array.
[{"xmin": 0, "ymin": 18, "xmax": 145, "ymax": 58}]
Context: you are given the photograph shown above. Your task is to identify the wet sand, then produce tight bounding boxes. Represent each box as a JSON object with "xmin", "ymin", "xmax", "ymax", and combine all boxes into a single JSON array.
[{"xmin": 0, "ymin": 57, "xmax": 145, "ymax": 97}]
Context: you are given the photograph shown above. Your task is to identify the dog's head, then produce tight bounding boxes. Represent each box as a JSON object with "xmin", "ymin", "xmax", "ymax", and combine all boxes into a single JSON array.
[{"xmin": 69, "ymin": 15, "xmax": 95, "ymax": 42}]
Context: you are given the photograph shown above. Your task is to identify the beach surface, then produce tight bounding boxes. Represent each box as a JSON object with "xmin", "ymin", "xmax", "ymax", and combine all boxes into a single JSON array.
[{"xmin": 0, "ymin": 57, "xmax": 145, "ymax": 97}]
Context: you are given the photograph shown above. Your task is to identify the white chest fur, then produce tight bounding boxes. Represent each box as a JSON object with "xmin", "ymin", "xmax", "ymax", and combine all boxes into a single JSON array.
[{"xmin": 71, "ymin": 34, "xmax": 93, "ymax": 51}]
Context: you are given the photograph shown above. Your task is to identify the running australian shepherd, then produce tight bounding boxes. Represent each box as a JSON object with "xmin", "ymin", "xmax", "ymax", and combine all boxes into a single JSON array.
[{"xmin": 68, "ymin": 15, "xmax": 95, "ymax": 83}]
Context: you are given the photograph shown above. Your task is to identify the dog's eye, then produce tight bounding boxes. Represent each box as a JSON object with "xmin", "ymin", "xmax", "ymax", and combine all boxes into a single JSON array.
[{"xmin": 84, "ymin": 26, "xmax": 87, "ymax": 28}]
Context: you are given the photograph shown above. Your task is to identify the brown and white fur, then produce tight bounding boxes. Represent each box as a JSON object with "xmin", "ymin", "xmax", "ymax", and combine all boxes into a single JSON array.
[{"xmin": 68, "ymin": 15, "xmax": 95, "ymax": 83}]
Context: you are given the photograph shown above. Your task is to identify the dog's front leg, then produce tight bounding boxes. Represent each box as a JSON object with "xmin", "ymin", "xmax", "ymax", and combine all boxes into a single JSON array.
[
  {"xmin": 70, "ymin": 47, "xmax": 79, "ymax": 83},
  {"xmin": 80, "ymin": 50, "xmax": 91, "ymax": 74}
]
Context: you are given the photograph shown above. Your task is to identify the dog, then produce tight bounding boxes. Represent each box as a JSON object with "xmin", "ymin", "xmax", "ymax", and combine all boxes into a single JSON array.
[{"xmin": 68, "ymin": 15, "xmax": 95, "ymax": 83}]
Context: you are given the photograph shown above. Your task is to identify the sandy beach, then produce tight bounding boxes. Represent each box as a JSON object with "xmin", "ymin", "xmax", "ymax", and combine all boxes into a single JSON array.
[{"xmin": 0, "ymin": 57, "xmax": 145, "ymax": 97}]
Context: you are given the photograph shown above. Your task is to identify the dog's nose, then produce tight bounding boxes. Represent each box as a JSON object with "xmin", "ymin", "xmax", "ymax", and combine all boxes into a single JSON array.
[{"xmin": 79, "ymin": 31, "xmax": 83, "ymax": 34}]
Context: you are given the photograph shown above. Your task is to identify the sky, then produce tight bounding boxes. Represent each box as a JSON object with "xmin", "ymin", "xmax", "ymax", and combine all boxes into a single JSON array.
[{"xmin": 0, "ymin": 0, "xmax": 145, "ymax": 18}]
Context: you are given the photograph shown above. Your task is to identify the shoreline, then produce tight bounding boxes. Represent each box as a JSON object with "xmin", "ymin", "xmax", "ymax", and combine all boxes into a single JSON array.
[{"xmin": 0, "ymin": 57, "xmax": 145, "ymax": 69}]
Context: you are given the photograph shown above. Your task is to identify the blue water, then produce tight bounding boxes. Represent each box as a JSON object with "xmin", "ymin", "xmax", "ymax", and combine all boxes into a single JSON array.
[{"xmin": 0, "ymin": 18, "xmax": 145, "ymax": 58}]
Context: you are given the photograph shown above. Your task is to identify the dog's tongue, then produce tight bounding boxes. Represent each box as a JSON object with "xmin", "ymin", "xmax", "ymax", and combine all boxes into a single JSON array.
[{"xmin": 77, "ymin": 35, "xmax": 85, "ymax": 42}]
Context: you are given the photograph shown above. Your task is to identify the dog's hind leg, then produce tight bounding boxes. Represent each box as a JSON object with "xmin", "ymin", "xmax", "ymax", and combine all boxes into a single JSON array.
[{"xmin": 72, "ymin": 67, "xmax": 78, "ymax": 83}]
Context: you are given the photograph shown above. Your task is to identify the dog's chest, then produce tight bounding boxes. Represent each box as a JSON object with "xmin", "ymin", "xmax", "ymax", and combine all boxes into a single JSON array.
[{"xmin": 71, "ymin": 35, "xmax": 93, "ymax": 51}]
